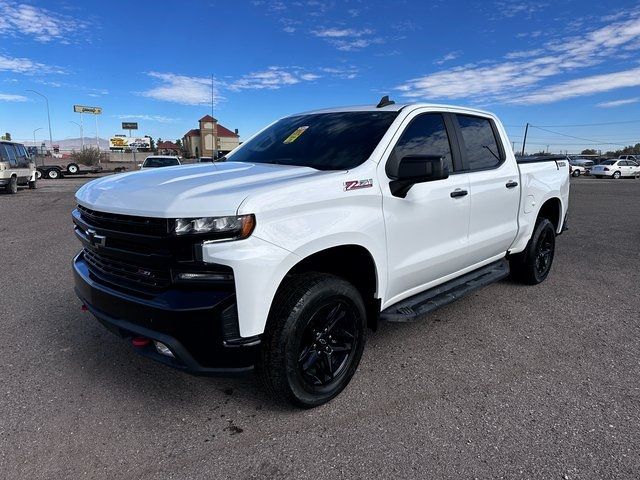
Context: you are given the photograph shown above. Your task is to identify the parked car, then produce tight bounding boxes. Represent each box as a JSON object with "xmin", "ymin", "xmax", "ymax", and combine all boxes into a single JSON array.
[
  {"xmin": 590, "ymin": 159, "xmax": 640, "ymax": 179},
  {"xmin": 569, "ymin": 159, "xmax": 595, "ymax": 177},
  {"xmin": 138, "ymin": 155, "xmax": 181, "ymax": 169},
  {"xmin": 0, "ymin": 140, "xmax": 37, "ymax": 193},
  {"xmin": 617, "ymin": 155, "xmax": 638, "ymax": 162},
  {"xmin": 72, "ymin": 99, "xmax": 570, "ymax": 407}
]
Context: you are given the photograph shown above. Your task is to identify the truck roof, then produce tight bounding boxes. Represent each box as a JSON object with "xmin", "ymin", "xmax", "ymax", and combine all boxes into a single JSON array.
[{"xmin": 299, "ymin": 102, "xmax": 497, "ymax": 118}]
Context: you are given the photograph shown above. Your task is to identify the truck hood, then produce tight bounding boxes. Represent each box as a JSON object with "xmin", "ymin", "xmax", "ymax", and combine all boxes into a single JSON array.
[{"xmin": 75, "ymin": 162, "xmax": 327, "ymax": 218}]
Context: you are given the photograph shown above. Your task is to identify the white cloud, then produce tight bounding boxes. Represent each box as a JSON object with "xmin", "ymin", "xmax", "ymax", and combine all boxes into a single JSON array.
[
  {"xmin": 113, "ymin": 114, "xmax": 179, "ymax": 123},
  {"xmin": 0, "ymin": 92, "xmax": 27, "ymax": 101},
  {"xmin": 141, "ymin": 72, "xmax": 219, "ymax": 106},
  {"xmin": 397, "ymin": 11, "xmax": 640, "ymax": 105},
  {"xmin": 0, "ymin": 54, "xmax": 63, "ymax": 74},
  {"xmin": 513, "ymin": 68, "xmax": 640, "ymax": 104},
  {"xmin": 0, "ymin": 0, "xmax": 87, "ymax": 42},
  {"xmin": 312, "ymin": 27, "xmax": 373, "ymax": 38},
  {"xmin": 228, "ymin": 66, "xmax": 319, "ymax": 91},
  {"xmin": 311, "ymin": 26, "xmax": 381, "ymax": 51},
  {"xmin": 596, "ymin": 97, "xmax": 640, "ymax": 108},
  {"xmin": 435, "ymin": 51, "xmax": 461, "ymax": 65}
]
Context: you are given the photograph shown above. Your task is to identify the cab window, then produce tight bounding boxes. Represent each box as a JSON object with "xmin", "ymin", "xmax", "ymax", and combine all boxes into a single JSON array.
[
  {"xmin": 1, "ymin": 144, "xmax": 18, "ymax": 167},
  {"xmin": 456, "ymin": 114, "xmax": 504, "ymax": 171},
  {"xmin": 389, "ymin": 113, "xmax": 454, "ymax": 174}
]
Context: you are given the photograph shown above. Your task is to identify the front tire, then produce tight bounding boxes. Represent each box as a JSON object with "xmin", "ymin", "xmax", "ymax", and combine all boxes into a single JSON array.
[
  {"xmin": 613, "ymin": 171, "xmax": 621, "ymax": 179},
  {"xmin": 572, "ymin": 170, "xmax": 580, "ymax": 177},
  {"xmin": 510, "ymin": 218, "xmax": 556, "ymax": 285},
  {"xmin": 6, "ymin": 176, "xmax": 18, "ymax": 194},
  {"xmin": 258, "ymin": 273, "xmax": 367, "ymax": 408},
  {"xmin": 28, "ymin": 179, "xmax": 37, "ymax": 189}
]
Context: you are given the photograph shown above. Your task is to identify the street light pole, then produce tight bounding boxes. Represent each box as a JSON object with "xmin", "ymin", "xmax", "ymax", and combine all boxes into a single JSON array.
[
  {"xmin": 26, "ymin": 90, "xmax": 53, "ymax": 154},
  {"xmin": 32, "ymin": 127, "xmax": 43, "ymax": 149},
  {"xmin": 70, "ymin": 121, "xmax": 84, "ymax": 150}
]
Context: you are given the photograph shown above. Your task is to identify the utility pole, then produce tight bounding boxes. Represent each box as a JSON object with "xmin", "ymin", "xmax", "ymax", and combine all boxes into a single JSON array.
[
  {"xmin": 26, "ymin": 89, "xmax": 53, "ymax": 154},
  {"xmin": 521, "ymin": 123, "xmax": 529, "ymax": 156}
]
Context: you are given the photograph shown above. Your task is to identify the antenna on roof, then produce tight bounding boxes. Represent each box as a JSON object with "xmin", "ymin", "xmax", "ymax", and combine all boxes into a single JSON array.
[{"xmin": 376, "ymin": 95, "xmax": 395, "ymax": 108}]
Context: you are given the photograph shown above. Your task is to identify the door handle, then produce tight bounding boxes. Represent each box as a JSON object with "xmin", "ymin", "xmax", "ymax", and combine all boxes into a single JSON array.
[
  {"xmin": 450, "ymin": 189, "xmax": 468, "ymax": 198},
  {"xmin": 506, "ymin": 181, "xmax": 518, "ymax": 188}
]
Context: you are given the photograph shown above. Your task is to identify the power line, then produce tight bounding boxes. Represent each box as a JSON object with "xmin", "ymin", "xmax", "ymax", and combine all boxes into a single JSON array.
[
  {"xmin": 529, "ymin": 126, "xmax": 631, "ymax": 146},
  {"xmin": 533, "ymin": 119, "xmax": 640, "ymax": 127}
]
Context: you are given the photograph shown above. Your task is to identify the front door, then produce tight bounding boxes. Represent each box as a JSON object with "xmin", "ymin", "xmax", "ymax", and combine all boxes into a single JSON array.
[{"xmin": 380, "ymin": 110, "xmax": 471, "ymax": 305}]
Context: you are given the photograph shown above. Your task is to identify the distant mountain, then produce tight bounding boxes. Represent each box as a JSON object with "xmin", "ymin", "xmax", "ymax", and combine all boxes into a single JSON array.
[{"xmin": 23, "ymin": 137, "xmax": 110, "ymax": 151}]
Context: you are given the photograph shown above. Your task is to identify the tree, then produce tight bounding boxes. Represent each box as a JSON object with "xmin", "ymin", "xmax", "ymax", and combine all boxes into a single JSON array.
[
  {"xmin": 146, "ymin": 135, "xmax": 155, "ymax": 151},
  {"xmin": 581, "ymin": 148, "xmax": 597, "ymax": 155},
  {"xmin": 156, "ymin": 138, "xmax": 162, "ymax": 152},
  {"xmin": 1, "ymin": 132, "xmax": 11, "ymax": 140}
]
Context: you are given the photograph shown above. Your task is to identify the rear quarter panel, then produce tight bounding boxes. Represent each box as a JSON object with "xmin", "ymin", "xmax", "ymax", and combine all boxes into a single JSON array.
[{"xmin": 509, "ymin": 160, "xmax": 570, "ymax": 254}]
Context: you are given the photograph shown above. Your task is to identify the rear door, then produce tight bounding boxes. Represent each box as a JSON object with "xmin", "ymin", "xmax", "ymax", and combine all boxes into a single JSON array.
[
  {"xmin": 453, "ymin": 114, "xmax": 520, "ymax": 265},
  {"xmin": 380, "ymin": 109, "xmax": 471, "ymax": 303}
]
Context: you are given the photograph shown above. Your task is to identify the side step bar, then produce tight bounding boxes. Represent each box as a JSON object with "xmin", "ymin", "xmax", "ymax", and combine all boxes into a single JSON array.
[{"xmin": 381, "ymin": 259, "xmax": 510, "ymax": 323}]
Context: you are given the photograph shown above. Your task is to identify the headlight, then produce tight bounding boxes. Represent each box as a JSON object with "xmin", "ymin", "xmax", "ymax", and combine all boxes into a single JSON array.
[{"xmin": 173, "ymin": 214, "xmax": 255, "ymax": 240}]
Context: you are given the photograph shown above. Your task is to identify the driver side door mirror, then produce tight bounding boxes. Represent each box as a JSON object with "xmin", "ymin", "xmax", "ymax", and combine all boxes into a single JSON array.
[{"xmin": 388, "ymin": 155, "xmax": 449, "ymax": 198}]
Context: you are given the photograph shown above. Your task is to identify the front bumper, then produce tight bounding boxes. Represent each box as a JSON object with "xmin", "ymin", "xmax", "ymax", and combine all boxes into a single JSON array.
[{"xmin": 73, "ymin": 252, "xmax": 260, "ymax": 375}]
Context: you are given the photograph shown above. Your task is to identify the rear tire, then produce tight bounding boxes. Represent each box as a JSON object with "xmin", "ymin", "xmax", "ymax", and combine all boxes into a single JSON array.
[
  {"xmin": 258, "ymin": 273, "xmax": 367, "ymax": 408},
  {"xmin": 6, "ymin": 176, "xmax": 18, "ymax": 194},
  {"xmin": 510, "ymin": 218, "xmax": 556, "ymax": 285},
  {"xmin": 46, "ymin": 168, "xmax": 60, "ymax": 179},
  {"xmin": 28, "ymin": 179, "xmax": 37, "ymax": 189},
  {"xmin": 66, "ymin": 163, "xmax": 79, "ymax": 174},
  {"xmin": 35, "ymin": 170, "xmax": 42, "ymax": 180}
]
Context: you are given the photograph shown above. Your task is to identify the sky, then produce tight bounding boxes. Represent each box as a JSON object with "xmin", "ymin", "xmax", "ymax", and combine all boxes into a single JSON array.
[{"xmin": 1, "ymin": 0, "xmax": 640, "ymax": 154}]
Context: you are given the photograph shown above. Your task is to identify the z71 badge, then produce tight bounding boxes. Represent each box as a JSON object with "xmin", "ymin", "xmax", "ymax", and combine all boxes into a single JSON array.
[{"xmin": 344, "ymin": 178, "xmax": 373, "ymax": 191}]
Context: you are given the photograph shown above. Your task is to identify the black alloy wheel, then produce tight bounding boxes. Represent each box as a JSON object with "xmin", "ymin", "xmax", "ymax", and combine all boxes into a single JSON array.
[
  {"xmin": 534, "ymin": 226, "xmax": 554, "ymax": 279},
  {"xmin": 297, "ymin": 299, "xmax": 358, "ymax": 387}
]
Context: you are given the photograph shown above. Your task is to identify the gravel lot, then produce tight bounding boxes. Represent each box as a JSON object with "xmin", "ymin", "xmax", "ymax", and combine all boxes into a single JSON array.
[{"xmin": 1, "ymin": 176, "xmax": 639, "ymax": 479}]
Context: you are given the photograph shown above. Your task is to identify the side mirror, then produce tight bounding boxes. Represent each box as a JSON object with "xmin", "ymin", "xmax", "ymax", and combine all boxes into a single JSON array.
[
  {"xmin": 388, "ymin": 155, "xmax": 449, "ymax": 198},
  {"xmin": 137, "ymin": 163, "xmax": 142, "ymax": 168}
]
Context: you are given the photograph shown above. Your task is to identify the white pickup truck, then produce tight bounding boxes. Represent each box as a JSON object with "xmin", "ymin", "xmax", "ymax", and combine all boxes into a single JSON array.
[{"xmin": 73, "ymin": 99, "xmax": 570, "ymax": 407}]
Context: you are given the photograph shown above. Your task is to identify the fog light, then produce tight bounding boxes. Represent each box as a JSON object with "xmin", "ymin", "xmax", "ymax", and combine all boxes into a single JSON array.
[
  {"xmin": 175, "ymin": 272, "xmax": 233, "ymax": 282},
  {"xmin": 154, "ymin": 341, "xmax": 174, "ymax": 358}
]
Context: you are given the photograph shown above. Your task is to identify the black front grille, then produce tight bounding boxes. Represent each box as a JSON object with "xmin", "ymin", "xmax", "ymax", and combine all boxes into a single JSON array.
[
  {"xmin": 77, "ymin": 205, "xmax": 169, "ymax": 236},
  {"xmin": 84, "ymin": 249, "xmax": 171, "ymax": 293}
]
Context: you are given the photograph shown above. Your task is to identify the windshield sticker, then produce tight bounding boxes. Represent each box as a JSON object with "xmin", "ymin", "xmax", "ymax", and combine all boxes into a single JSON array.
[
  {"xmin": 283, "ymin": 126, "xmax": 309, "ymax": 144},
  {"xmin": 344, "ymin": 179, "xmax": 373, "ymax": 191}
]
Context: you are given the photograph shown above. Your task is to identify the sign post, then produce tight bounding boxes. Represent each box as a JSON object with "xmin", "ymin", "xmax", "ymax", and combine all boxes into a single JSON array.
[
  {"xmin": 122, "ymin": 122, "xmax": 138, "ymax": 138},
  {"xmin": 73, "ymin": 105, "xmax": 103, "ymax": 153}
]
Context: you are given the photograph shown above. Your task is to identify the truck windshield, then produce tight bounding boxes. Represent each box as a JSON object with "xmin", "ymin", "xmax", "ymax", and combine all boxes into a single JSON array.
[{"xmin": 228, "ymin": 111, "xmax": 398, "ymax": 170}]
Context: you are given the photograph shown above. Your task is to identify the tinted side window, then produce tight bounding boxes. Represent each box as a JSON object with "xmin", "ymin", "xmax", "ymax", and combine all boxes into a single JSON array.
[
  {"xmin": 3, "ymin": 144, "xmax": 18, "ymax": 166},
  {"xmin": 456, "ymin": 115, "xmax": 502, "ymax": 171},
  {"xmin": 391, "ymin": 113, "xmax": 453, "ymax": 173},
  {"xmin": 0, "ymin": 144, "xmax": 8, "ymax": 162},
  {"xmin": 15, "ymin": 144, "xmax": 29, "ymax": 167}
]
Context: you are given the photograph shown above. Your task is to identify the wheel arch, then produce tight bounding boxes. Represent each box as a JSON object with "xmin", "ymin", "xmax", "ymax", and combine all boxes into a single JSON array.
[
  {"xmin": 536, "ymin": 196, "xmax": 562, "ymax": 233},
  {"xmin": 277, "ymin": 244, "xmax": 381, "ymax": 330}
]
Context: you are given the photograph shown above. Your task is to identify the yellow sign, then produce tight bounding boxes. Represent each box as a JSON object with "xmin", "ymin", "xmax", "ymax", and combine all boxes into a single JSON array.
[{"xmin": 283, "ymin": 126, "xmax": 309, "ymax": 144}]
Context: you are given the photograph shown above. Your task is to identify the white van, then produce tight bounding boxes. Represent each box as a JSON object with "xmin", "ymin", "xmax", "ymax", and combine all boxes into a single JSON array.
[{"xmin": 0, "ymin": 141, "xmax": 37, "ymax": 194}]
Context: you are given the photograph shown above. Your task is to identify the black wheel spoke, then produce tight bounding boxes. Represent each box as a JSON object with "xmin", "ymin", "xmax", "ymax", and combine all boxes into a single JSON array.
[
  {"xmin": 297, "ymin": 298, "xmax": 359, "ymax": 387},
  {"xmin": 320, "ymin": 352, "xmax": 334, "ymax": 380}
]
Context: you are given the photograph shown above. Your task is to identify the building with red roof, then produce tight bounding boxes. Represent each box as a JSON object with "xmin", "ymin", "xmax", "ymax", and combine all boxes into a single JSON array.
[{"xmin": 182, "ymin": 115, "xmax": 240, "ymax": 158}]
